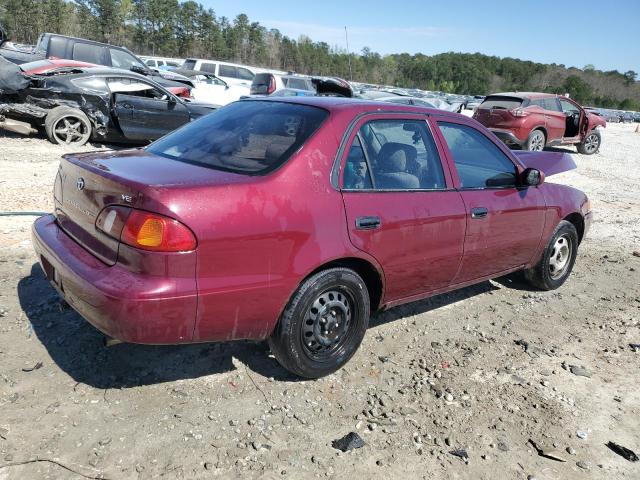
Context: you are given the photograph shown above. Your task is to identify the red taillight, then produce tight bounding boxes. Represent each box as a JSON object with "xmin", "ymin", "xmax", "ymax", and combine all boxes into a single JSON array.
[
  {"xmin": 121, "ymin": 210, "xmax": 197, "ymax": 252},
  {"xmin": 97, "ymin": 207, "xmax": 196, "ymax": 252},
  {"xmin": 267, "ymin": 75, "xmax": 276, "ymax": 95},
  {"xmin": 510, "ymin": 108, "xmax": 529, "ymax": 117}
]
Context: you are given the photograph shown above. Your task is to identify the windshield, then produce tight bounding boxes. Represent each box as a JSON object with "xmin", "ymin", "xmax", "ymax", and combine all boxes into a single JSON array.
[{"xmin": 147, "ymin": 101, "xmax": 329, "ymax": 175}]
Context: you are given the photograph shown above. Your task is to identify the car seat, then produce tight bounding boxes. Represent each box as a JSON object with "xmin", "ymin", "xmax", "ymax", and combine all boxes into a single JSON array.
[{"xmin": 375, "ymin": 142, "xmax": 420, "ymax": 189}]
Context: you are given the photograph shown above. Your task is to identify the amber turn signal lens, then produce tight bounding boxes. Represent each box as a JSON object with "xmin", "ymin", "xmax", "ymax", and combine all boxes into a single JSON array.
[{"xmin": 120, "ymin": 210, "xmax": 196, "ymax": 252}]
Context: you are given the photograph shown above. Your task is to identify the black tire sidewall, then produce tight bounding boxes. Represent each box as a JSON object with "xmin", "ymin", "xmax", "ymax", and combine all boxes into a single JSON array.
[
  {"xmin": 269, "ymin": 269, "xmax": 370, "ymax": 379},
  {"xmin": 538, "ymin": 221, "xmax": 579, "ymax": 289}
]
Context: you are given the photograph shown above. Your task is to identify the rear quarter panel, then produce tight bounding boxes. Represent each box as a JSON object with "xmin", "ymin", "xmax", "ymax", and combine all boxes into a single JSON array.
[{"xmin": 182, "ymin": 111, "xmax": 383, "ymax": 342}]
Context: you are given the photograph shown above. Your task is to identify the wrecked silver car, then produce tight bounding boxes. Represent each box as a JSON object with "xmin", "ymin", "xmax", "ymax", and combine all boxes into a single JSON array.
[{"xmin": 0, "ymin": 59, "xmax": 217, "ymax": 146}]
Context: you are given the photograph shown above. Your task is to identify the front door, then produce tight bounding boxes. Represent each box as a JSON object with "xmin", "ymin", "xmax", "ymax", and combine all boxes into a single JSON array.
[
  {"xmin": 108, "ymin": 77, "xmax": 189, "ymax": 141},
  {"xmin": 433, "ymin": 118, "xmax": 546, "ymax": 284},
  {"xmin": 340, "ymin": 115, "xmax": 467, "ymax": 302}
]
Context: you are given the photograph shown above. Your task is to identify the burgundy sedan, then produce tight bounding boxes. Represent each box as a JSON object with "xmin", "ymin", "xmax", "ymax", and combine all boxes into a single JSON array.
[{"xmin": 32, "ymin": 98, "xmax": 592, "ymax": 378}]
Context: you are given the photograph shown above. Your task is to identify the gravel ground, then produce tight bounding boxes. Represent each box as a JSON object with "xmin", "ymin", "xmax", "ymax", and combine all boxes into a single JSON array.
[{"xmin": 0, "ymin": 124, "xmax": 639, "ymax": 479}]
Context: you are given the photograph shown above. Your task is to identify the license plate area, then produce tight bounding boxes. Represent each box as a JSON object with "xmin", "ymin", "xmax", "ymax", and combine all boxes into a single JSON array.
[{"xmin": 41, "ymin": 255, "xmax": 62, "ymax": 292}]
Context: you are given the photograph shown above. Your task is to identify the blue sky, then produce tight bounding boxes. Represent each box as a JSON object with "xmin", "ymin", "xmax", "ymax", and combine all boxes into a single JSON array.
[{"xmin": 204, "ymin": 0, "xmax": 639, "ymax": 73}]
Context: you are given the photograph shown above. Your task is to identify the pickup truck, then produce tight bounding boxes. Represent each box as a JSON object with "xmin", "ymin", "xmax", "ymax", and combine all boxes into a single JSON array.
[{"xmin": 0, "ymin": 29, "xmax": 192, "ymax": 90}]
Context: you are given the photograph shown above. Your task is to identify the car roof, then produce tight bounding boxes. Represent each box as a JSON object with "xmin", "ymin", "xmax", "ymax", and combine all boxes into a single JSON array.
[
  {"xmin": 489, "ymin": 92, "xmax": 556, "ymax": 100},
  {"xmin": 241, "ymin": 95, "xmax": 461, "ymax": 118}
]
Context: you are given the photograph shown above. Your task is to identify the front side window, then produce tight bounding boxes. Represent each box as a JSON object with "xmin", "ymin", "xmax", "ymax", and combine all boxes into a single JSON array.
[
  {"xmin": 439, "ymin": 122, "xmax": 517, "ymax": 189},
  {"xmin": 107, "ymin": 77, "xmax": 168, "ymax": 100},
  {"xmin": 343, "ymin": 119, "xmax": 446, "ymax": 190},
  {"xmin": 560, "ymin": 99, "xmax": 580, "ymax": 115},
  {"xmin": 147, "ymin": 101, "xmax": 329, "ymax": 175},
  {"xmin": 237, "ymin": 67, "xmax": 255, "ymax": 80},
  {"xmin": 110, "ymin": 48, "xmax": 145, "ymax": 70}
]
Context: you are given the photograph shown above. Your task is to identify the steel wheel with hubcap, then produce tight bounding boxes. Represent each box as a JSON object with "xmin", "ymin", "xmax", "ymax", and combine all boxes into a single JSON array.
[
  {"xmin": 524, "ymin": 220, "xmax": 578, "ymax": 290},
  {"xmin": 269, "ymin": 268, "xmax": 370, "ymax": 378},
  {"xmin": 548, "ymin": 234, "xmax": 572, "ymax": 279}
]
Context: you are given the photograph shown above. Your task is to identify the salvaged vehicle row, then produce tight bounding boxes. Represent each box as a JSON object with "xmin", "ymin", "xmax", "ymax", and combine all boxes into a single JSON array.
[
  {"xmin": 0, "ymin": 62, "xmax": 217, "ymax": 145},
  {"xmin": 32, "ymin": 97, "xmax": 592, "ymax": 378}
]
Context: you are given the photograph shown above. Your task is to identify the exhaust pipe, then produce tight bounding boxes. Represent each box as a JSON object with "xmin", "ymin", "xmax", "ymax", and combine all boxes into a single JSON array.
[
  {"xmin": 104, "ymin": 336, "xmax": 123, "ymax": 347},
  {"xmin": 0, "ymin": 117, "xmax": 37, "ymax": 135}
]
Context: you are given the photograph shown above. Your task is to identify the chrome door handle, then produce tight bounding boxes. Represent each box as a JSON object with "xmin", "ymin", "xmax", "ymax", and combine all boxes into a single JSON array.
[
  {"xmin": 470, "ymin": 207, "xmax": 488, "ymax": 219},
  {"xmin": 356, "ymin": 216, "xmax": 381, "ymax": 230}
]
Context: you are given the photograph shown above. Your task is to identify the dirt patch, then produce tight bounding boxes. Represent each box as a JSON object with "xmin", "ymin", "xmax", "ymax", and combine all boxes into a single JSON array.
[{"xmin": 0, "ymin": 125, "xmax": 639, "ymax": 479}]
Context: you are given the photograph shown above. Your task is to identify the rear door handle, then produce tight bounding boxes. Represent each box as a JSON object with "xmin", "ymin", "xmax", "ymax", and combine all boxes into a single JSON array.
[
  {"xmin": 356, "ymin": 216, "xmax": 381, "ymax": 230},
  {"xmin": 470, "ymin": 207, "xmax": 488, "ymax": 219}
]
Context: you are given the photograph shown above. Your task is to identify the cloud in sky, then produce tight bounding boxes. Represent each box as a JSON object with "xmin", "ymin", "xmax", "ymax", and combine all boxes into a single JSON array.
[{"xmin": 261, "ymin": 20, "xmax": 452, "ymax": 54}]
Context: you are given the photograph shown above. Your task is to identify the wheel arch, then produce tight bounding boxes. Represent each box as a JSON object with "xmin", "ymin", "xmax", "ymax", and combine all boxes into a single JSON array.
[
  {"xmin": 303, "ymin": 257, "xmax": 385, "ymax": 314},
  {"xmin": 563, "ymin": 212, "xmax": 585, "ymax": 244}
]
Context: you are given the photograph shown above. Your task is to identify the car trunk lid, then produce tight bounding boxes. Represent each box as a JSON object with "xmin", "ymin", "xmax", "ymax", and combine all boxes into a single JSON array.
[{"xmin": 55, "ymin": 149, "xmax": 253, "ymax": 265}]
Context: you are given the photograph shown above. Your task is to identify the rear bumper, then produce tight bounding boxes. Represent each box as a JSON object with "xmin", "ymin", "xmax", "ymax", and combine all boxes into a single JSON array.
[
  {"xmin": 489, "ymin": 128, "xmax": 525, "ymax": 146},
  {"xmin": 32, "ymin": 214, "xmax": 197, "ymax": 344}
]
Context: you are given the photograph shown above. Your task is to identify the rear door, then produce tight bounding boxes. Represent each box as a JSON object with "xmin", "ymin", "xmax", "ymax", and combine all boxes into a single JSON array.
[
  {"xmin": 433, "ymin": 117, "xmax": 545, "ymax": 283},
  {"xmin": 540, "ymin": 96, "xmax": 565, "ymax": 141},
  {"xmin": 340, "ymin": 114, "xmax": 467, "ymax": 301},
  {"xmin": 108, "ymin": 77, "xmax": 189, "ymax": 141}
]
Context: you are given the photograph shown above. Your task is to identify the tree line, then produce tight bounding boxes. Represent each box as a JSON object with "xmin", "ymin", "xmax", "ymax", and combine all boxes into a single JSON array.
[{"xmin": 1, "ymin": 0, "xmax": 638, "ymax": 110}]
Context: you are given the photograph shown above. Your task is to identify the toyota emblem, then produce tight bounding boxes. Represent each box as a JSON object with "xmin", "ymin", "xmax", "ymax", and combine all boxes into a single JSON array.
[{"xmin": 76, "ymin": 178, "xmax": 85, "ymax": 191}]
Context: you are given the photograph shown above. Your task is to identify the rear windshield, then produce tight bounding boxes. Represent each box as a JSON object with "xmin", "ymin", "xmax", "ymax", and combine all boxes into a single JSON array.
[
  {"xmin": 479, "ymin": 96, "xmax": 524, "ymax": 110},
  {"xmin": 251, "ymin": 73, "xmax": 272, "ymax": 94},
  {"xmin": 147, "ymin": 101, "xmax": 329, "ymax": 175}
]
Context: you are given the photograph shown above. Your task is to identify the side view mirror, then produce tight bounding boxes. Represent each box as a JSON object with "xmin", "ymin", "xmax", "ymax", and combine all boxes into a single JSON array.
[
  {"xmin": 225, "ymin": 85, "xmax": 230, "ymax": 90},
  {"xmin": 521, "ymin": 168, "xmax": 544, "ymax": 187}
]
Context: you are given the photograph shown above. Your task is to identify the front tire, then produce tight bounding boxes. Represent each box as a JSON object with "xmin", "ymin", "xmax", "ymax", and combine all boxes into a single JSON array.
[
  {"xmin": 525, "ymin": 129, "xmax": 546, "ymax": 151},
  {"xmin": 524, "ymin": 220, "xmax": 578, "ymax": 290},
  {"xmin": 268, "ymin": 268, "xmax": 370, "ymax": 379},
  {"xmin": 577, "ymin": 130, "xmax": 601, "ymax": 155}
]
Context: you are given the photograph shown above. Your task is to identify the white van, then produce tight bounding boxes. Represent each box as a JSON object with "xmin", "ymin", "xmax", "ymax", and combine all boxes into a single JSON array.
[
  {"xmin": 182, "ymin": 59, "xmax": 257, "ymax": 87},
  {"xmin": 141, "ymin": 56, "xmax": 184, "ymax": 71}
]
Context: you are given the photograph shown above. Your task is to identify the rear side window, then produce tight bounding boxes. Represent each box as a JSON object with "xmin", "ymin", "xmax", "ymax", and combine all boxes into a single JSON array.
[
  {"xmin": 147, "ymin": 101, "xmax": 329, "ymax": 175},
  {"xmin": 285, "ymin": 78, "xmax": 312, "ymax": 90},
  {"xmin": 219, "ymin": 65, "xmax": 238, "ymax": 78},
  {"xmin": 439, "ymin": 122, "xmax": 516, "ymax": 189},
  {"xmin": 183, "ymin": 59, "xmax": 196, "ymax": 70},
  {"xmin": 344, "ymin": 119, "xmax": 446, "ymax": 190},
  {"xmin": 47, "ymin": 36, "xmax": 66, "ymax": 58},
  {"xmin": 199, "ymin": 62, "xmax": 217, "ymax": 73},
  {"xmin": 543, "ymin": 98, "xmax": 560, "ymax": 111},
  {"xmin": 73, "ymin": 43, "xmax": 104, "ymax": 64},
  {"xmin": 479, "ymin": 96, "xmax": 523, "ymax": 110}
]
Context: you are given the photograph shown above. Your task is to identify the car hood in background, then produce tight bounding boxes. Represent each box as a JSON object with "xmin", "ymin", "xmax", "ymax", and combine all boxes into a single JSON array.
[{"xmin": 513, "ymin": 151, "xmax": 577, "ymax": 177}]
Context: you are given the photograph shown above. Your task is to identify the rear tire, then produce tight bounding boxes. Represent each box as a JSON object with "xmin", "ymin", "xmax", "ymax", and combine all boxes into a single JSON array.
[
  {"xmin": 45, "ymin": 106, "xmax": 92, "ymax": 146},
  {"xmin": 268, "ymin": 268, "xmax": 370, "ymax": 379},
  {"xmin": 524, "ymin": 220, "xmax": 578, "ymax": 290},
  {"xmin": 525, "ymin": 129, "xmax": 546, "ymax": 151},
  {"xmin": 577, "ymin": 130, "xmax": 601, "ymax": 155}
]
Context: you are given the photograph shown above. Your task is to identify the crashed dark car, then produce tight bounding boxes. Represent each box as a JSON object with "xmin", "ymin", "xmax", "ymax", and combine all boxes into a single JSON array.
[{"xmin": 0, "ymin": 61, "xmax": 217, "ymax": 146}]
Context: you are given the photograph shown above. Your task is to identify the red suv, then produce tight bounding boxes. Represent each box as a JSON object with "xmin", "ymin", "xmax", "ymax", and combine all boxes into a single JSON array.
[
  {"xmin": 473, "ymin": 92, "xmax": 606, "ymax": 154},
  {"xmin": 32, "ymin": 98, "xmax": 592, "ymax": 378}
]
